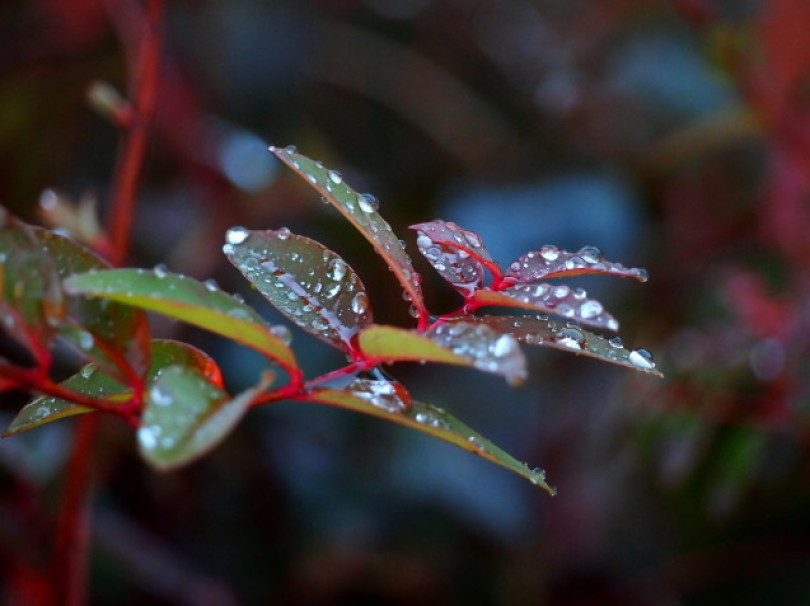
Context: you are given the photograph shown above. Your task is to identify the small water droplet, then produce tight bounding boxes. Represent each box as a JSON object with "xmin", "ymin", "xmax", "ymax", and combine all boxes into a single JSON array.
[
  {"xmin": 226, "ymin": 226, "xmax": 250, "ymax": 245},
  {"xmin": 277, "ymin": 227, "xmax": 291, "ymax": 240},
  {"xmin": 578, "ymin": 245, "xmax": 603, "ymax": 263},
  {"xmin": 463, "ymin": 230, "xmax": 482, "ymax": 248},
  {"xmin": 80, "ymin": 364, "xmax": 97, "ymax": 379},
  {"xmin": 149, "ymin": 384, "xmax": 173, "ymax": 406},
  {"xmin": 556, "ymin": 327, "xmax": 584, "ymax": 349},
  {"xmin": 351, "ymin": 292, "xmax": 369, "ymax": 314},
  {"xmin": 540, "ymin": 245, "xmax": 559, "ymax": 261},
  {"xmin": 312, "ymin": 318, "xmax": 329, "ymax": 331},
  {"xmin": 328, "ymin": 258, "xmax": 347, "ymax": 281},
  {"xmin": 490, "ymin": 334, "xmax": 518, "ymax": 358},
  {"xmin": 579, "ymin": 300, "xmax": 603, "ymax": 319},
  {"xmin": 222, "ymin": 243, "xmax": 234, "ymax": 255},
  {"xmin": 634, "ymin": 268, "xmax": 649, "ymax": 282},
  {"xmin": 608, "ymin": 337, "xmax": 624, "ymax": 349},
  {"xmin": 137, "ymin": 426, "xmax": 158, "ymax": 450},
  {"xmin": 564, "ymin": 256, "xmax": 585, "ymax": 270},
  {"xmin": 628, "ymin": 348, "xmax": 656, "ymax": 370},
  {"xmin": 76, "ymin": 330, "xmax": 94, "ymax": 350},
  {"xmin": 408, "ymin": 304, "xmax": 420, "ymax": 318},
  {"xmin": 284, "ymin": 145, "xmax": 297, "ymax": 154},
  {"xmin": 151, "ymin": 265, "xmax": 171, "ymax": 282},
  {"xmin": 204, "ymin": 278, "xmax": 218, "ymax": 292},
  {"xmin": 327, "ymin": 169, "xmax": 343, "ymax": 184},
  {"xmin": 358, "ymin": 193, "xmax": 379, "ymax": 213}
]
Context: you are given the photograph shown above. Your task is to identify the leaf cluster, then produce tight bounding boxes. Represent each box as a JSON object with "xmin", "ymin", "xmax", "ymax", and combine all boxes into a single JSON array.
[{"xmin": 0, "ymin": 149, "xmax": 660, "ymax": 493}]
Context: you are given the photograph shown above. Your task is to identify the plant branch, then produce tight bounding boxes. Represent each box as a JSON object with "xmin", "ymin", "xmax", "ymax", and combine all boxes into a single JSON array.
[{"xmin": 106, "ymin": 0, "xmax": 164, "ymax": 266}]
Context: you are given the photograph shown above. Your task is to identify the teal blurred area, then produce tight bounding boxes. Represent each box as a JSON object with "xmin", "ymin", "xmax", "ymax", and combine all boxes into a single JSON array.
[{"xmin": 3, "ymin": 0, "xmax": 810, "ymax": 604}]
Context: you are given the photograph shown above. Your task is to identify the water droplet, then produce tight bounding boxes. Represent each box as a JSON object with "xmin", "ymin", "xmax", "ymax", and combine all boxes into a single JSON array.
[
  {"xmin": 578, "ymin": 246, "xmax": 603, "ymax": 263},
  {"xmin": 634, "ymin": 268, "xmax": 649, "ymax": 282},
  {"xmin": 556, "ymin": 327, "xmax": 584, "ymax": 349},
  {"xmin": 608, "ymin": 337, "xmax": 624, "ymax": 349},
  {"xmin": 490, "ymin": 334, "xmax": 518, "ymax": 358},
  {"xmin": 579, "ymin": 300, "xmax": 603, "ymax": 319},
  {"xmin": 540, "ymin": 245, "xmax": 559, "ymax": 261},
  {"xmin": 564, "ymin": 256, "xmax": 585, "ymax": 270},
  {"xmin": 284, "ymin": 145, "xmax": 297, "ymax": 154},
  {"xmin": 153, "ymin": 263, "xmax": 168, "ymax": 279},
  {"xmin": 76, "ymin": 330, "xmax": 94, "ymax": 350},
  {"xmin": 327, "ymin": 169, "xmax": 343, "ymax": 184},
  {"xmin": 408, "ymin": 304, "xmax": 420, "ymax": 318},
  {"xmin": 149, "ymin": 384, "xmax": 173, "ymax": 406},
  {"xmin": 463, "ymin": 230, "xmax": 482, "ymax": 248},
  {"xmin": 358, "ymin": 193, "xmax": 379, "ymax": 213},
  {"xmin": 351, "ymin": 292, "xmax": 369, "ymax": 314},
  {"xmin": 326, "ymin": 283, "xmax": 341, "ymax": 299},
  {"xmin": 226, "ymin": 226, "xmax": 250, "ymax": 245},
  {"xmin": 203, "ymin": 278, "xmax": 218, "ymax": 292},
  {"xmin": 553, "ymin": 285, "xmax": 570, "ymax": 298},
  {"xmin": 80, "ymin": 364, "xmax": 97, "ymax": 379},
  {"xmin": 328, "ymin": 258, "xmax": 347, "ymax": 281},
  {"xmin": 628, "ymin": 348, "xmax": 655, "ymax": 370},
  {"xmin": 312, "ymin": 318, "xmax": 329, "ymax": 331},
  {"xmin": 271, "ymin": 325, "xmax": 292, "ymax": 345},
  {"xmin": 277, "ymin": 227, "xmax": 291, "ymax": 240},
  {"xmin": 137, "ymin": 426, "xmax": 158, "ymax": 450},
  {"xmin": 222, "ymin": 243, "xmax": 234, "ymax": 255}
]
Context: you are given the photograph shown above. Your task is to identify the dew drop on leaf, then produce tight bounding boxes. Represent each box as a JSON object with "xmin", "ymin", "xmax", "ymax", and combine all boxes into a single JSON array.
[
  {"xmin": 628, "ymin": 348, "xmax": 656, "ymax": 370},
  {"xmin": 328, "ymin": 258, "xmax": 348, "ymax": 281},
  {"xmin": 226, "ymin": 226, "xmax": 250, "ymax": 245},
  {"xmin": 153, "ymin": 264, "xmax": 168, "ymax": 279},
  {"xmin": 357, "ymin": 193, "xmax": 379, "ymax": 213},
  {"xmin": 327, "ymin": 169, "xmax": 343, "ymax": 184},
  {"xmin": 540, "ymin": 245, "xmax": 560, "ymax": 261},
  {"xmin": 277, "ymin": 227, "xmax": 291, "ymax": 240},
  {"xmin": 351, "ymin": 292, "xmax": 369, "ymax": 314}
]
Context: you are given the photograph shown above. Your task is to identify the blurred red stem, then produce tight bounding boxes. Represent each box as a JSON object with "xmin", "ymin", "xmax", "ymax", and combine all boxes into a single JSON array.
[
  {"xmin": 51, "ymin": 414, "xmax": 98, "ymax": 606},
  {"xmin": 107, "ymin": 0, "xmax": 163, "ymax": 266}
]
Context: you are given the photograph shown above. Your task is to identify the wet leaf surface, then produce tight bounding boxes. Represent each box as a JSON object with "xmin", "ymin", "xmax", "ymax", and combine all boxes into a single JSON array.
[
  {"xmin": 270, "ymin": 146, "xmax": 426, "ymax": 323},
  {"xmin": 33, "ymin": 228, "xmax": 151, "ymax": 380},
  {"xmin": 139, "ymin": 365, "xmax": 273, "ymax": 471},
  {"xmin": 301, "ymin": 388, "xmax": 555, "ymax": 494},
  {"xmin": 411, "ymin": 221, "xmax": 487, "ymax": 296},
  {"xmin": 3, "ymin": 364, "xmax": 127, "ymax": 436},
  {"xmin": 410, "ymin": 220, "xmax": 501, "ymax": 283},
  {"xmin": 472, "ymin": 284, "xmax": 619, "ymax": 331},
  {"xmin": 504, "ymin": 245, "xmax": 648, "ymax": 283},
  {"xmin": 2, "ymin": 340, "xmax": 226, "ymax": 436},
  {"xmin": 475, "ymin": 315, "xmax": 663, "ymax": 377},
  {"xmin": 358, "ymin": 322, "xmax": 527, "ymax": 385},
  {"xmin": 0, "ymin": 215, "xmax": 64, "ymax": 355},
  {"xmin": 64, "ymin": 269, "xmax": 297, "ymax": 371},
  {"xmin": 223, "ymin": 227, "xmax": 371, "ymax": 351}
]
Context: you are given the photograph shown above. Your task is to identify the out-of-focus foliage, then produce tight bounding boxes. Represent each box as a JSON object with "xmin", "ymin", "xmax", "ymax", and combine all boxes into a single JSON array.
[{"xmin": 2, "ymin": 0, "xmax": 810, "ymax": 604}]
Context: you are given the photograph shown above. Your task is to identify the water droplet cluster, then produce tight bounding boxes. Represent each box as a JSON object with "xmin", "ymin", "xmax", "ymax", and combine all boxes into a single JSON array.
[
  {"xmin": 346, "ymin": 378, "xmax": 411, "ymax": 413},
  {"xmin": 222, "ymin": 227, "xmax": 372, "ymax": 349},
  {"xmin": 491, "ymin": 283, "xmax": 619, "ymax": 331},
  {"xmin": 426, "ymin": 320, "xmax": 527, "ymax": 385},
  {"xmin": 269, "ymin": 145, "xmax": 424, "ymax": 318},
  {"xmin": 505, "ymin": 244, "xmax": 648, "ymax": 283}
]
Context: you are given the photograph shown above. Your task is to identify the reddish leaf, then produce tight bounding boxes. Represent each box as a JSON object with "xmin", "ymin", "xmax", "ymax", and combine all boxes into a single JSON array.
[
  {"xmin": 410, "ymin": 220, "xmax": 501, "ymax": 289},
  {"xmin": 503, "ymin": 245, "xmax": 648, "ymax": 284},
  {"xmin": 471, "ymin": 284, "xmax": 619, "ymax": 331},
  {"xmin": 474, "ymin": 315, "xmax": 662, "ymax": 377},
  {"xmin": 223, "ymin": 227, "xmax": 372, "ymax": 352},
  {"xmin": 270, "ymin": 146, "xmax": 427, "ymax": 325}
]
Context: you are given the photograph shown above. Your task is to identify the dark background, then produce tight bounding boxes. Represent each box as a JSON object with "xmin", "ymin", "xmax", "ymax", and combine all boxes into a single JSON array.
[{"xmin": 2, "ymin": 0, "xmax": 810, "ymax": 604}]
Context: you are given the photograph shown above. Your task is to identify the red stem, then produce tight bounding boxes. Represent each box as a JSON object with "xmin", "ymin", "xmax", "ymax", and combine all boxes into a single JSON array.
[
  {"xmin": 51, "ymin": 414, "xmax": 98, "ymax": 606},
  {"xmin": 47, "ymin": 1, "xmax": 165, "ymax": 603},
  {"xmin": 107, "ymin": 0, "xmax": 164, "ymax": 267}
]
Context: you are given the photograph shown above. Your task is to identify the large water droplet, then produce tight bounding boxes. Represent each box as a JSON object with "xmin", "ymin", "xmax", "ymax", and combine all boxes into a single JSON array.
[
  {"xmin": 358, "ymin": 193, "xmax": 379, "ymax": 213},
  {"xmin": 351, "ymin": 292, "xmax": 369, "ymax": 314},
  {"xmin": 153, "ymin": 263, "xmax": 168, "ymax": 279},
  {"xmin": 226, "ymin": 226, "xmax": 250, "ymax": 245},
  {"xmin": 327, "ymin": 169, "xmax": 343, "ymax": 184},
  {"xmin": 328, "ymin": 258, "xmax": 347, "ymax": 281},
  {"xmin": 80, "ymin": 364, "xmax": 97, "ymax": 379},
  {"xmin": 540, "ymin": 245, "xmax": 559, "ymax": 261},
  {"xmin": 578, "ymin": 245, "xmax": 603, "ymax": 263},
  {"xmin": 579, "ymin": 300, "xmax": 603, "ymax": 319},
  {"xmin": 628, "ymin": 348, "xmax": 655, "ymax": 370}
]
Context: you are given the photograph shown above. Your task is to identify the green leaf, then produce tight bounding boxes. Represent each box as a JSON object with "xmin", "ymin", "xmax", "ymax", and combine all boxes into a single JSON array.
[
  {"xmin": 357, "ymin": 322, "xmax": 527, "ymax": 386},
  {"xmin": 138, "ymin": 365, "xmax": 273, "ymax": 471},
  {"xmin": 301, "ymin": 388, "xmax": 555, "ymax": 494},
  {"xmin": 33, "ymin": 228, "xmax": 151, "ymax": 380},
  {"xmin": 3, "ymin": 364, "xmax": 128, "ymax": 436},
  {"xmin": 2, "ymin": 340, "xmax": 226, "ymax": 437},
  {"xmin": 63, "ymin": 269, "xmax": 297, "ymax": 371},
  {"xmin": 471, "ymin": 285, "xmax": 619, "ymax": 331},
  {"xmin": 0, "ymin": 214, "xmax": 64, "ymax": 355},
  {"xmin": 504, "ymin": 245, "xmax": 648, "ymax": 283},
  {"xmin": 148, "ymin": 339, "xmax": 224, "ymax": 387},
  {"xmin": 223, "ymin": 228, "xmax": 372, "ymax": 351},
  {"xmin": 475, "ymin": 315, "xmax": 663, "ymax": 377},
  {"xmin": 270, "ymin": 146, "xmax": 426, "ymax": 324}
]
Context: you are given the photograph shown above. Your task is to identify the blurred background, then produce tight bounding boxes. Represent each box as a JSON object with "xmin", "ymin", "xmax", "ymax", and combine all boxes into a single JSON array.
[{"xmin": 2, "ymin": 0, "xmax": 810, "ymax": 604}]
